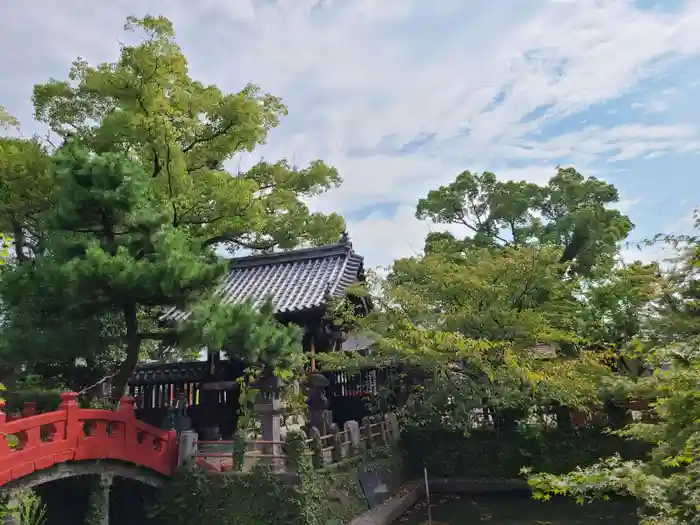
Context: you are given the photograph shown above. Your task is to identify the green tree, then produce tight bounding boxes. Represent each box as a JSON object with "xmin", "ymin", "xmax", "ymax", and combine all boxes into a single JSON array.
[
  {"xmin": 576, "ymin": 261, "xmax": 661, "ymax": 370},
  {"xmin": 32, "ymin": 15, "xmax": 344, "ymax": 254},
  {"xmin": 528, "ymin": 219, "xmax": 700, "ymax": 525},
  {"xmin": 1, "ymin": 14, "xmax": 344, "ymax": 391},
  {"xmin": 416, "ymin": 167, "xmax": 658, "ymax": 362},
  {"xmin": 0, "ymin": 105, "xmax": 18, "ymax": 130},
  {"xmin": 0, "ymin": 145, "xmax": 303, "ymax": 395},
  {"xmin": 324, "ymin": 244, "xmax": 608, "ymax": 433},
  {"xmin": 327, "ymin": 168, "xmax": 644, "ymax": 431},
  {"xmin": 0, "ymin": 137, "xmax": 54, "ymax": 261},
  {"xmin": 416, "ymin": 167, "xmax": 632, "ymax": 276},
  {"xmin": 386, "ymin": 245, "xmax": 579, "ymax": 347}
]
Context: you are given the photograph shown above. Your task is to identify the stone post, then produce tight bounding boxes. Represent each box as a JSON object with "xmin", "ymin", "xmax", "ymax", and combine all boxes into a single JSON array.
[
  {"xmin": 344, "ymin": 420, "xmax": 360, "ymax": 456},
  {"xmin": 329, "ymin": 423, "xmax": 343, "ymax": 463},
  {"xmin": 309, "ymin": 427, "xmax": 324, "ymax": 469},
  {"xmin": 378, "ymin": 416, "xmax": 388, "ymax": 445},
  {"xmin": 361, "ymin": 416, "xmax": 373, "ymax": 449},
  {"xmin": 253, "ymin": 371, "xmax": 285, "ymax": 471},
  {"xmin": 174, "ymin": 393, "xmax": 192, "ymax": 435},
  {"xmin": 306, "ymin": 373, "xmax": 330, "ymax": 435},
  {"xmin": 385, "ymin": 412, "xmax": 400, "ymax": 441},
  {"xmin": 178, "ymin": 429, "xmax": 198, "ymax": 467},
  {"xmin": 99, "ymin": 473, "xmax": 113, "ymax": 525}
]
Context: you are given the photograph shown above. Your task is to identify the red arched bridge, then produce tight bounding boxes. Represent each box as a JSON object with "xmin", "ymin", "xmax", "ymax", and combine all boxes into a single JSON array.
[{"xmin": 0, "ymin": 392, "xmax": 178, "ymax": 489}]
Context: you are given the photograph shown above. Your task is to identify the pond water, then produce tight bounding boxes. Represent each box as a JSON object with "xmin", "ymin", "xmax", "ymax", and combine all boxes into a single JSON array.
[{"xmin": 397, "ymin": 492, "xmax": 637, "ymax": 525}]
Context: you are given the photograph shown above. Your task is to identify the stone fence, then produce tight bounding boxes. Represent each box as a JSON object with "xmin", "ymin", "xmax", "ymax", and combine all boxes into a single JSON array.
[{"xmin": 181, "ymin": 412, "xmax": 399, "ymax": 473}]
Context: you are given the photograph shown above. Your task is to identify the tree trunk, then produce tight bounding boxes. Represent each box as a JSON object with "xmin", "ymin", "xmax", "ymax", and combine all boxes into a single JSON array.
[
  {"xmin": 11, "ymin": 220, "xmax": 25, "ymax": 263},
  {"xmin": 111, "ymin": 303, "xmax": 140, "ymax": 398}
]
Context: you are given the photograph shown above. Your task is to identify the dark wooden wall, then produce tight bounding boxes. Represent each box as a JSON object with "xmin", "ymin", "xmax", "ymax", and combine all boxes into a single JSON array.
[{"xmin": 128, "ymin": 364, "xmax": 407, "ymax": 433}]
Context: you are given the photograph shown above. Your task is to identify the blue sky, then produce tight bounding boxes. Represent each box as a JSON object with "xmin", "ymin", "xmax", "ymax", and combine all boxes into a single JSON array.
[{"xmin": 1, "ymin": 0, "xmax": 700, "ymax": 267}]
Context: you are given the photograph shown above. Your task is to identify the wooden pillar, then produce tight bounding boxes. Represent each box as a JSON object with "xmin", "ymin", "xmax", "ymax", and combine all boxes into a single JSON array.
[
  {"xmin": 199, "ymin": 349, "xmax": 222, "ymax": 440},
  {"xmin": 199, "ymin": 384, "xmax": 221, "ymax": 440},
  {"xmin": 310, "ymin": 340, "xmax": 316, "ymax": 372}
]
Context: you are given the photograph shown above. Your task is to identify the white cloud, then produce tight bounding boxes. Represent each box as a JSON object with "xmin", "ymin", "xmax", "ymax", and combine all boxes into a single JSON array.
[
  {"xmin": 2, "ymin": 0, "xmax": 700, "ymax": 267},
  {"xmin": 621, "ymin": 242, "xmax": 676, "ymax": 266},
  {"xmin": 615, "ymin": 198, "xmax": 643, "ymax": 213},
  {"xmin": 622, "ymin": 210, "xmax": 698, "ymax": 267},
  {"xmin": 348, "ymin": 206, "xmax": 428, "ymax": 270}
]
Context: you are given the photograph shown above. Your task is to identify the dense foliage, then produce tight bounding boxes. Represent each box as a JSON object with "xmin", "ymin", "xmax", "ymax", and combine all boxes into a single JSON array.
[
  {"xmin": 150, "ymin": 465, "xmax": 313, "ymax": 525},
  {"xmin": 0, "ymin": 136, "xmax": 53, "ymax": 262},
  {"xmin": 416, "ymin": 168, "xmax": 633, "ymax": 276},
  {"xmin": 326, "ymin": 165, "xmax": 677, "ymax": 522},
  {"xmin": 150, "ymin": 449, "xmax": 400, "ymax": 525},
  {"xmin": 528, "ymin": 220, "xmax": 700, "ymax": 525},
  {"xmin": 325, "ymin": 167, "xmax": 656, "ymax": 436},
  {"xmin": 402, "ymin": 425, "xmax": 649, "ymax": 480},
  {"xmin": 0, "ymin": 144, "xmax": 304, "ymax": 395}
]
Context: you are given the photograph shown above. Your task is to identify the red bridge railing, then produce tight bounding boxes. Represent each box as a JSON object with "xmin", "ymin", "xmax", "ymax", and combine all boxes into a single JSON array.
[{"xmin": 0, "ymin": 392, "xmax": 178, "ymax": 486}]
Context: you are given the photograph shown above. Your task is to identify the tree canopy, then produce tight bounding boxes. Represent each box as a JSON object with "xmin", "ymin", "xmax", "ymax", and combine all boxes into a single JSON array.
[
  {"xmin": 323, "ymin": 167, "xmax": 651, "ymax": 434},
  {"xmin": 417, "ymin": 167, "xmax": 633, "ymax": 276},
  {"xmin": 31, "ymin": 15, "xmax": 344, "ymax": 254},
  {"xmin": 0, "ymin": 136, "xmax": 53, "ymax": 261},
  {"xmin": 0, "ymin": 15, "xmax": 345, "ymax": 394}
]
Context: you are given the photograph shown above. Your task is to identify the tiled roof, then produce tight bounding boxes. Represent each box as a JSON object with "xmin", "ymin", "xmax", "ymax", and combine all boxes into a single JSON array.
[
  {"xmin": 129, "ymin": 361, "xmax": 209, "ymax": 385},
  {"xmin": 162, "ymin": 240, "xmax": 365, "ymax": 322}
]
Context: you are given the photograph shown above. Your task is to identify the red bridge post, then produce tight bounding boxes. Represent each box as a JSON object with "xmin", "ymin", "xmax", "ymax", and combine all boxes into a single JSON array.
[
  {"xmin": 0, "ymin": 399, "xmax": 8, "ymax": 461},
  {"xmin": 58, "ymin": 391, "xmax": 80, "ymax": 445}
]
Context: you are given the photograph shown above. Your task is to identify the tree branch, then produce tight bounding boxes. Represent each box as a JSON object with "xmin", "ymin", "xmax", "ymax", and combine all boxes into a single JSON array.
[
  {"xmin": 177, "ymin": 215, "xmax": 227, "ymax": 226},
  {"xmin": 12, "ymin": 219, "xmax": 26, "ymax": 263},
  {"xmin": 182, "ymin": 121, "xmax": 237, "ymax": 153},
  {"xmin": 201, "ymin": 233, "xmax": 278, "ymax": 250},
  {"xmin": 138, "ymin": 330, "xmax": 178, "ymax": 342},
  {"xmin": 77, "ymin": 371, "xmax": 118, "ymax": 396}
]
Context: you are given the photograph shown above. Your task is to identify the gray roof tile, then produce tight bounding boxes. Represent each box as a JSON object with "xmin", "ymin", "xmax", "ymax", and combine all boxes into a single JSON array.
[{"xmin": 162, "ymin": 241, "xmax": 365, "ymax": 322}]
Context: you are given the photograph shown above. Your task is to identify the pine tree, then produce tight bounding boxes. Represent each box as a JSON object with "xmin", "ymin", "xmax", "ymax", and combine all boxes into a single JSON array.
[{"xmin": 0, "ymin": 144, "xmax": 302, "ymax": 395}]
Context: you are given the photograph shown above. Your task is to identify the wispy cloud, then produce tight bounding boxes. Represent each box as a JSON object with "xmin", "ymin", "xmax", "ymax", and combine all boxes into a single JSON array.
[{"xmin": 1, "ymin": 0, "xmax": 699, "ymax": 266}]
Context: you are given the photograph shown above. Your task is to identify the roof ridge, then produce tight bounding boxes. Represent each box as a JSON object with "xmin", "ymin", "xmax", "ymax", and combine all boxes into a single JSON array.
[
  {"xmin": 134, "ymin": 361, "xmax": 208, "ymax": 370},
  {"xmin": 228, "ymin": 241, "xmax": 354, "ymax": 269},
  {"xmin": 160, "ymin": 239, "xmax": 366, "ymax": 322}
]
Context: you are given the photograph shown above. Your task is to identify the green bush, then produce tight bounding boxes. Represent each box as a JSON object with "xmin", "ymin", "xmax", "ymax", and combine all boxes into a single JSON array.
[
  {"xmin": 3, "ymin": 389, "xmax": 62, "ymax": 414},
  {"xmin": 400, "ymin": 424, "xmax": 650, "ymax": 479},
  {"xmin": 0, "ymin": 489, "xmax": 47, "ymax": 525},
  {"xmin": 149, "ymin": 447, "xmax": 403, "ymax": 525},
  {"xmin": 307, "ymin": 447, "xmax": 403, "ymax": 525},
  {"xmin": 149, "ymin": 464, "xmax": 308, "ymax": 525}
]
